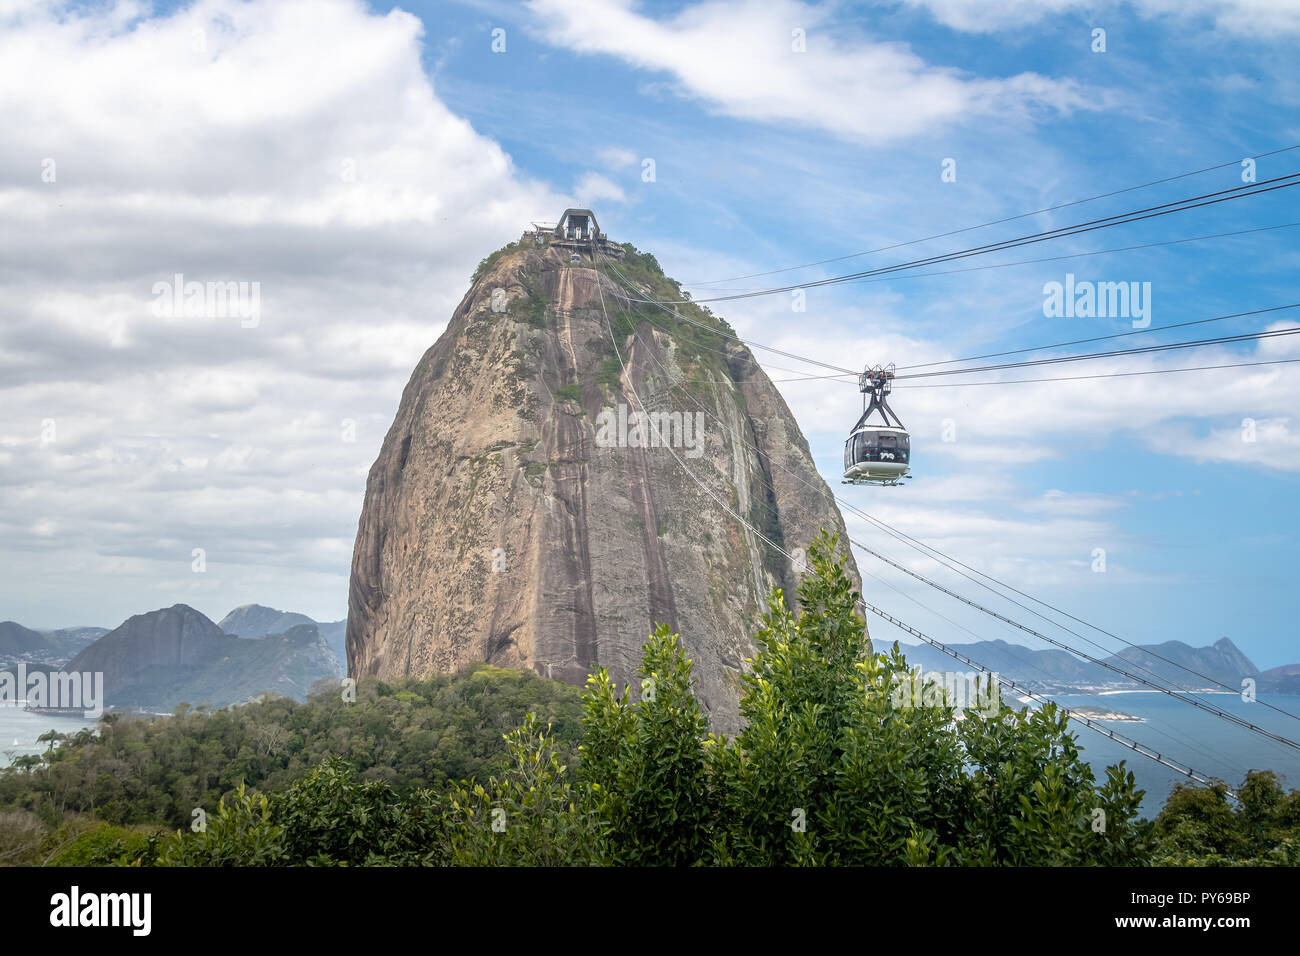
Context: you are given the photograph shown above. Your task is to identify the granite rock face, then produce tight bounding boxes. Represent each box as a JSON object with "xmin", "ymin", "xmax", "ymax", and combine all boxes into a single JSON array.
[{"xmin": 346, "ymin": 241, "xmax": 862, "ymax": 731}]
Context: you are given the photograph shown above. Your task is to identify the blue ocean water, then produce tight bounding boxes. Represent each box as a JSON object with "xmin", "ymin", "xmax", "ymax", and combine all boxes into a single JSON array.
[
  {"xmin": 0, "ymin": 706, "xmax": 99, "ymax": 767},
  {"xmin": 1040, "ymin": 692, "xmax": 1300, "ymax": 815}
]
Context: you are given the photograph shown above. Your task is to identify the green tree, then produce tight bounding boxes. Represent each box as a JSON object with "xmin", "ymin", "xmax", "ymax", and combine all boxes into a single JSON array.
[
  {"xmin": 443, "ymin": 713, "xmax": 599, "ymax": 866},
  {"xmin": 42, "ymin": 821, "xmax": 161, "ymax": 866},
  {"xmin": 709, "ymin": 534, "xmax": 968, "ymax": 865},
  {"xmin": 580, "ymin": 624, "xmax": 713, "ymax": 865},
  {"xmin": 1152, "ymin": 770, "xmax": 1300, "ymax": 865},
  {"xmin": 270, "ymin": 758, "xmax": 444, "ymax": 866},
  {"xmin": 155, "ymin": 784, "xmax": 285, "ymax": 867},
  {"xmin": 0, "ymin": 665, "xmax": 583, "ymax": 834},
  {"xmin": 581, "ymin": 530, "xmax": 1150, "ymax": 866}
]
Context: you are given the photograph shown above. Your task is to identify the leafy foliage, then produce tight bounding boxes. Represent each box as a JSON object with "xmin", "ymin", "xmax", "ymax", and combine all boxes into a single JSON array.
[
  {"xmin": 452, "ymin": 532, "xmax": 1154, "ymax": 866},
  {"xmin": 580, "ymin": 624, "xmax": 714, "ymax": 865},
  {"xmin": 471, "ymin": 240, "xmax": 522, "ymax": 284},
  {"xmin": 269, "ymin": 758, "xmax": 444, "ymax": 866},
  {"xmin": 1151, "ymin": 770, "xmax": 1300, "ymax": 865},
  {"xmin": 7, "ymin": 532, "xmax": 1291, "ymax": 867},
  {"xmin": 442, "ymin": 713, "xmax": 599, "ymax": 866},
  {"xmin": 42, "ymin": 821, "xmax": 161, "ymax": 866},
  {"xmin": 155, "ymin": 783, "xmax": 285, "ymax": 866},
  {"xmin": 696, "ymin": 532, "xmax": 1150, "ymax": 866},
  {"xmin": 152, "ymin": 760, "xmax": 447, "ymax": 867},
  {"xmin": 0, "ymin": 665, "xmax": 582, "ymax": 831}
]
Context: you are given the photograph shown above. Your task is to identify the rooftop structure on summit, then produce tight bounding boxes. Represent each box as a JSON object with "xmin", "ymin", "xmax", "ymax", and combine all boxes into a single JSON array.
[
  {"xmin": 555, "ymin": 208, "xmax": 599, "ymax": 241},
  {"xmin": 522, "ymin": 208, "xmax": 624, "ymax": 258}
]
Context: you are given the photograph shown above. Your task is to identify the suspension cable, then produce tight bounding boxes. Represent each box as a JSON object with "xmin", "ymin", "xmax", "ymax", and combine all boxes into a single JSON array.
[
  {"xmin": 597, "ymin": 248, "xmax": 1300, "ymax": 729},
  {"xmin": 625, "ymin": 173, "xmax": 1300, "ymax": 305},
  {"xmin": 594, "ymin": 246, "xmax": 1244, "ymax": 791},
  {"xmin": 683, "ymin": 144, "xmax": 1300, "ymax": 287}
]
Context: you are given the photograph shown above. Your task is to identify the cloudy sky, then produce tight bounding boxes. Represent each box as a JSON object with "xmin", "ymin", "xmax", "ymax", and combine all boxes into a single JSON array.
[{"xmin": 1, "ymin": 0, "xmax": 1297, "ymax": 673}]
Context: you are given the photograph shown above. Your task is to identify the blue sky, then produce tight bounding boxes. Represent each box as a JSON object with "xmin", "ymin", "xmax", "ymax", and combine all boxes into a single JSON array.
[{"xmin": 0, "ymin": 0, "xmax": 1297, "ymax": 671}]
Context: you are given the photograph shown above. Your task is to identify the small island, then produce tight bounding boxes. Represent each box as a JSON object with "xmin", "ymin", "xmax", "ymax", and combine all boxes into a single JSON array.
[{"xmin": 1068, "ymin": 705, "xmax": 1144, "ymax": 723}]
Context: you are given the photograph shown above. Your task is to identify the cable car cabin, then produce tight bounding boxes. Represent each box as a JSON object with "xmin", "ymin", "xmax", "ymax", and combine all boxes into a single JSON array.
[
  {"xmin": 844, "ymin": 426, "xmax": 910, "ymax": 482},
  {"xmin": 843, "ymin": 363, "xmax": 911, "ymax": 486}
]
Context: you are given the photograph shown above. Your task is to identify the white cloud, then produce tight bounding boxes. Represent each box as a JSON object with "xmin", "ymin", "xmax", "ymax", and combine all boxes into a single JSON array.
[
  {"xmin": 1145, "ymin": 417, "xmax": 1300, "ymax": 470},
  {"xmin": 0, "ymin": 0, "xmax": 564, "ymax": 627},
  {"xmin": 597, "ymin": 146, "xmax": 641, "ymax": 168},
  {"xmin": 528, "ymin": 0, "xmax": 1103, "ymax": 144},
  {"xmin": 895, "ymin": 0, "xmax": 1300, "ymax": 36},
  {"xmin": 573, "ymin": 171, "xmax": 627, "ymax": 205}
]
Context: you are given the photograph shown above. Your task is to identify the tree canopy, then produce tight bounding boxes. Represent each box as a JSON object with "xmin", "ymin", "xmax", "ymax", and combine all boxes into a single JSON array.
[{"xmin": 4, "ymin": 532, "xmax": 1295, "ymax": 867}]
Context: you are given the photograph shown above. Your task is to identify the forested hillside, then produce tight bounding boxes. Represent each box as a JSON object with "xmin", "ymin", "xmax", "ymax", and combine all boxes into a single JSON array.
[{"xmin": 2, "ymin": 538, "xmax": 1296, "ymax": 867}]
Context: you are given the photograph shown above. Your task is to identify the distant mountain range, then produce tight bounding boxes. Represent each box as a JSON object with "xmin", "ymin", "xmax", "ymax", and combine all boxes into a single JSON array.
[
  {"xmin": 217, "ymin": 604, "xmax": 346, "ymax": 670},
  {"xmin": 6, "ymin": 604, "xmax": 1297, "ymax": 711},
  {"xmin": 1259, "ymin": 663, "xmax": 1300, "ymax": 697},
  {"xmin": 894, "ymin": 636, "xmax": 1300, "ymax": 696},
  {"xmin": 2, "ymin": 603, "xmax": 346, "ymax": 712},
  {"xmin": 0, "ymin": 621, "xmax": 109, "ymax": 664}
]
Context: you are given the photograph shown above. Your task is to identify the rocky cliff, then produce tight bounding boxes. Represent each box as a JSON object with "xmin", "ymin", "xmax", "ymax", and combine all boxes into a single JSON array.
[{"xmin": 347, "ymin": 238, "xmax": 862, "ymax": 731}]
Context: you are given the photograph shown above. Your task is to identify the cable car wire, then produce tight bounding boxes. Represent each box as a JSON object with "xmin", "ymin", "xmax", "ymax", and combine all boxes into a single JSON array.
[
  {"xmin": 851, "ymin": 510, "xmax": 1300, "ymax": 716},
  {"xmin": 824, "ymin": 221, "xmax": 1300, "ymax": 292},
  {"xmin": 895, "ymin": 326, "xmax": 1300, "ymax": 380},
  {"xmin": 597, "ymin": 250, "xmax": 1300, "ymax": 733},
  {"xmin": 754, "ymin": 356, "xmax": 1300, "ymax": 385},
  {"xmin": 673, "ymin": 354, "xmax": 1300, "ymax": 387},
  {"xmin": 597, "ymin": 250, "xmax": 1300, "ymax": 729},
  {"xmin": 608, "ymin": 220, "xmax": 1300, "ymax": 386},
  {"xmin": 623, "ymin": 173, "xmax": 1300, "ymax": 305},
  {"xmin": 892, "ymin": 356, "xmax": 1300, "ymax": 387},
  {"xmin": 595, "ymin": 165, "xmax": 1300, "ymax": 723},
  {"xmin": 899, "ymin": 302, "xmax": 1300, "ymax": 371},
  {"xmin": 859, "ymin": 563, "xmax": 1248, "ymax": 777},
  {"xmin": 657, "ymin": 220, "xmax": 1300, "ymax": 387},
  {"xmin": 687, "ymin": 219, "xmax": 1300, "ymax": 296},
  {"xmin": 834, "ymin": 468, "xmax": 1300, "ymax": 727},
  {"xmin": 612, "ymin": 153, "xmax": 1300, "ymax": 387},
  {"xmin": 860, "ymin": 595, "xmax": 1235, "ymax": 793},
  {"xmin": 683, "ymin": 143, "xmax": 1300, "ymax": 286},
  {"xmin": 848, "ymin": 537, "xmax": 1300, "ymax": 750},
  {"xmin": 752, "ymin": 324, "xmax": 1300, "ymax": 385},
  {"xmin": 591, "ymin": 250, "xmax": 1241, "ymax": 792}
]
